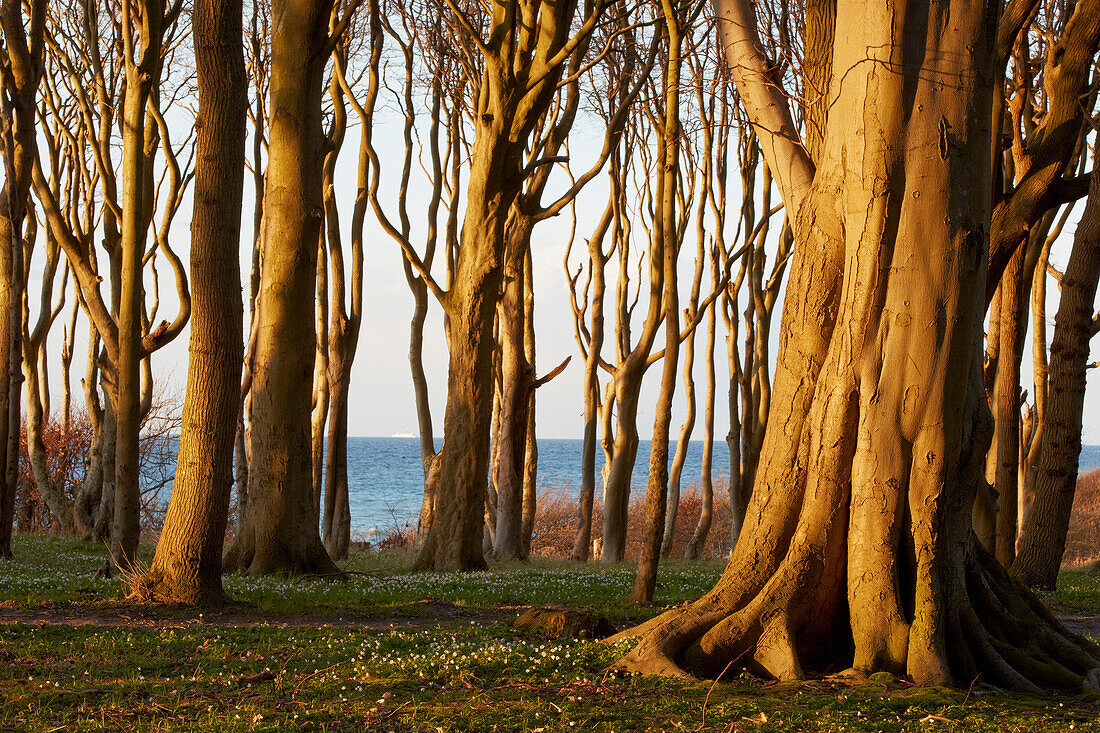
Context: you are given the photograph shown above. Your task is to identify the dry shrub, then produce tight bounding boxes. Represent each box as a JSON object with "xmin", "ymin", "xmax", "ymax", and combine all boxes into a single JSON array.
[
  {"xmin": 1063, "ymin": 469, "xmax": 1100, "ymax": 567},
  {"xmin": 16, "ymin": 396, "xmax": 182, "ymax": 538},
  {"xmin": 528, "ymin": 476, "xmax": 735, "ymax": 561},
  {"xmin": 15, "ymin": 414, "xmax": 91, "ymax": 532}
]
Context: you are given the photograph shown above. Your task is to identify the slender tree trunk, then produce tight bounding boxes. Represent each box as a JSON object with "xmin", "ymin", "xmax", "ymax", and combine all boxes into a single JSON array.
[
  {"xmin": 311, "ymin": 244, "xmax": 330, "ymax": 523},
  {"xmin": 520, "ymin": 256, "xmax": 539, "ymax": 559},
  {"xmin": 685, "ymin": 278, "xmax": 718, "ymax": 561},
  {"xmin": 492, "ymin": 229, "xmax": 534, "ymax": 561},
  {"xmin": 140, "ymin": 0, "xmax": 246, "ymax": 604},
  {"xmin": 663, "ymin": 318, "xmax": 697, "ymax": 560},
  {"xmin": 1012, "ymin": 169, "xmax": 1100, "ymax": 589},
  {"xmin": 224, "ymin": 0, "xmax": 338, "ymax": 576},
  {"xmin": 630, "ymin": 2, "xmax": 684, "ymax": 602},
  {"xmin": 993, "ymin": 241, "xmax": 1026, "ymax": 566},
  {"xmin": 976, "ymin": 283, "xmax": 1001, "ymax": 549},
  {"xmin": 109, "ymin": 0, "xmax": 166, "ymax": 574},
  {"xmin": 0, "ymin": 0, "xmax": 46, "ymax": 558},
  {"xmin": 322, "ymin": 373, "xmax": 351, "ymax": 559}
]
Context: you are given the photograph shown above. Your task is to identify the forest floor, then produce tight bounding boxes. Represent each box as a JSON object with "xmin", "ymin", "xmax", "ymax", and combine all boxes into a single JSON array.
[{"xmin": 1, "ymin": 536, "xmax": 1100, "ymax": 731}]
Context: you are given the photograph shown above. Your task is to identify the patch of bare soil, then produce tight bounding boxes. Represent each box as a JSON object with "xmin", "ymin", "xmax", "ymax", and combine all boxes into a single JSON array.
[{"xmin": 1058, "ymin": 615, "xmax": 1100, "ymax": 638}]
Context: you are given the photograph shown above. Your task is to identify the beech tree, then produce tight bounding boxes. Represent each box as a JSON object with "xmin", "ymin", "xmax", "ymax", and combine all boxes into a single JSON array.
[
  {"xmin": 1012, "ymin": 167, "xmax": 1100, "ymax": 589},
  {"xmin": 615, "ymin": 0, "xmax": 1100, "ymax": 691},
  {"xmin": 0, "ymin": 0, "xmax": 46, "ymax": 559},
  {"xmin": 139, "ymin": 0, "xmax": 248, "ymax": 604},
  {"xmin": 27, "ymin": 0, "xmax": 193, "ymax": 574},
  {"xmin": 224, "ymin": 0, "xmax": 359, "ymax": 575},
  {"xmin": 407, "ymin": 0, "xmax": 612, "ymax": 572}
]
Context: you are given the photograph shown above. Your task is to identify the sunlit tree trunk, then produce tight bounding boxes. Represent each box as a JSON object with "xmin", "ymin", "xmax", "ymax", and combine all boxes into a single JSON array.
[
  {"xmin": 991, "ymin": 242, "xmax": 1026, "ymax": 566},
  {"xmin": 321, "ymin": 46, "xmax": 363, "ymax": 561},
  {"xmin": 413, "ymin": 0, "xmax": 606, "ymax": 572},
  {"xmin": 617, "ymin": 0, "xmax": 1100, "ymax": 691},
  {"xmin": 630, "ymin": 1, "xmax": 683, "ymax": 599},
  {"xmin": 685, "ymin": 248, "xmax": 720, "ymax": 561},
  {"xmin": 224, "ymin": 0, "xmax": 340, "ymax": 576}
]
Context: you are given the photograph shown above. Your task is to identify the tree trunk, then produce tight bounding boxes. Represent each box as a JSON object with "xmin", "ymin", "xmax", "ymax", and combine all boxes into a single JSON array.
[
  {"xmin": 0, "ymin": 182, "xmax": 17, "ymax": 560},
  {"xmin": 224, "ymin": 0, "xmax": 338, "ymax": 576},
  {"xmin": 601, "ymin": 370, "xmax": 643, "ymax": 563},
  {"xmin": 413, "ymin": 179, "xmax": 508, "ymax": 569},
  {"xmin": 992, "ymin": 241, "xmax": 1026, "ymax": 566},
  {"xmin": 109, "ymin": 0, "xmax": 166, "ymax": 575},
  {"xmin": 629, "ymin": 2, "xmax": 684, "ymax": 601},
  {"xmin": 492, "ymin": 229, "xmax": 534, "ymax": 561},
  {"xmin": 685, "ymin": 278, "xmax": 718, "ymax": 561},
  {"xmin": 663, "ymin": 312, "xmax": 697, "ymax": 560},
  {"xmin": 0, "ymin": 0, "xmax": 46, "ymax": 558},
  {"xmin": 617, "ymin": 0, "xmax": 1100, "ymax": 691},
  {"xmin": 311, "ymin": 243, "xmax": 329, "ymax": 523},
  {"xmin": 520, "ymin": 250, "xmax": 539, "ymax": 559},
  {"xmin": 1012, "ymin": 168, "xmax": 1100, "ymax": 589},
  {"xmin": 140, "ymin": 0, "xmax": 246, "ymax": 605}
]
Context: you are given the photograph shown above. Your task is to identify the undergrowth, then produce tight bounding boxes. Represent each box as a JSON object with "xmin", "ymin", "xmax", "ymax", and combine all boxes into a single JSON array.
[{"xmin": 2, "ymin": 534, "xmax": 1099, "ymax": 731}]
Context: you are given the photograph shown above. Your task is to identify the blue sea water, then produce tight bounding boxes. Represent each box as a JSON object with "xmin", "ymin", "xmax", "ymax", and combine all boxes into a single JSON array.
[
  {"xmin": 153, "ymin": 438, "xmax": 1100, "ymax": 538},
  {"xmin": 340, "ymin": 438, "xmax": 1100, "ymax": 538}
]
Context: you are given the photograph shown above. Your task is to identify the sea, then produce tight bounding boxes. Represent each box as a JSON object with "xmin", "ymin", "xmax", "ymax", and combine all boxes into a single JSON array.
[
  {"xmin": 334, "ymin": 438, "xmax": 1100, "ymax": 539},
  {"xmin": 151, "ymin": 438, "xmax": 1100, "ymax": 539}
]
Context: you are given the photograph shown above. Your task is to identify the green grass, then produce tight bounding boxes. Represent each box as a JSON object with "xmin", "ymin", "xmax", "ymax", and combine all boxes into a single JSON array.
[{"xmin": 2, "ymin": 534, "xmax": 1100, "ymax": 731}]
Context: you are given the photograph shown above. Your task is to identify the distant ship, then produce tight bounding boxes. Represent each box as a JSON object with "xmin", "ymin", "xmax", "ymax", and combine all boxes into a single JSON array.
[{"xmin": 390, "ymin": 431, "xmax": 415, "ymax": 438}]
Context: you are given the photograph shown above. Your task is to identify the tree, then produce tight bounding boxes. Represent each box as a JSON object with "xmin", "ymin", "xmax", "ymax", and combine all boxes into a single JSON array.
[
  {"xmin": 615, "ymin": 0, "xmax": 1100, "ymax": 691},
  {"xmin": 409, "ymin": 0, "xmax": 610, "ymax": 572},
  {"xmin": 31, "ymin": 0, "xmax": 192, "ymax": 571},
  {"xmin": 139, "ymin": 0, "xmax": 248, "ymax": 604},
  {"xmin": 0, "ymin": 0, "xmax": 46, "ymax": 559},
  {"xmin": 225, "ymin": 0, "xmax": 361, "ymax": 575},
  {"xmin": 1012, "ymin": 166, "xmax": 1100, "ymax": 589}
]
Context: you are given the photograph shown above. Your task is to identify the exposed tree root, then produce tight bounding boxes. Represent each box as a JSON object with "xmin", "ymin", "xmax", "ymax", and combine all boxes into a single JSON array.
[{"xmin": 612, "ymin": 540, "xmax": 1100, "ymax": 692}]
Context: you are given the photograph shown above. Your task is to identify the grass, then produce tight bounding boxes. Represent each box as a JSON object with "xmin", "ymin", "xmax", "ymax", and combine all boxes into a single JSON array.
[{"xmin": 2, "ymin": 535, "xmax": 1100, "ymax": 731}]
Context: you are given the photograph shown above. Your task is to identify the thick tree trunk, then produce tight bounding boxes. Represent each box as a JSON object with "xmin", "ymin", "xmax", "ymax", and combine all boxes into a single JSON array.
[
  {"xmin": 414, "ymin": 174, "xmax": 509, "ymax": 569},
  {"xmin": 0, "ymin": 190, "xmax": 17, "ymax": 558},
  {"xmin": 224, "ymin": 0, "xmax": 338, "ymax": 576},
  {"xmin": 1012, "ymin": 169, "xmax": 1100, "ymax": 589},
  {"xmin": 140, "ymin": 0, "xmax": 246, "ymax": 605},
  {"xmin": 0, "ymin": 189, "xmax": 16, "ymax": 559},
  {"xmin": 617, "ymin": 0, "xmax": 1100, "ymax": 691}
]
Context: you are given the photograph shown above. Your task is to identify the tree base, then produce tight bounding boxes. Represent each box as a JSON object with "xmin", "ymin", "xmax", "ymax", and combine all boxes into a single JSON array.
[
  {"xmin": 223, "ymin": 533, "xmax": 338, "ymax": 577},
  {"xmin": 611, "ymin": 544, "xmax": 1100, "ymax": 693},
  {"xmin": 128, "ymin": 569, "xmax": 230, "ymax": 608}
]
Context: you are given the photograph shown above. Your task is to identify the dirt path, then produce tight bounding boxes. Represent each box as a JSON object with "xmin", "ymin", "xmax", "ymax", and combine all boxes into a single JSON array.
[
  {"xmin": 2, "ymin": 602, "xmax": 1097, "ymax": 643},
  {"xmin": 0, "ymin": 599, "xmax": 514, "ymax": 631}
]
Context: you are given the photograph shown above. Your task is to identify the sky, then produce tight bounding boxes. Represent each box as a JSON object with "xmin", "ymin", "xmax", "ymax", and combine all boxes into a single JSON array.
[{"xmin": 20, "ymin": 88, "xmax": 1100, "ymax": 454}]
